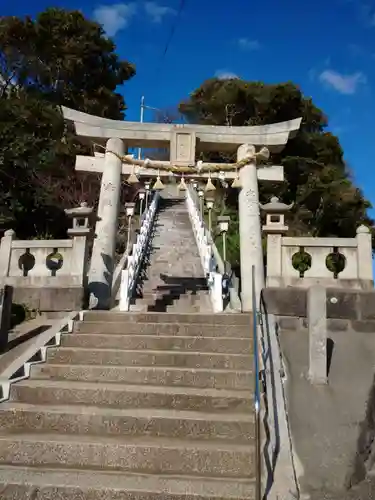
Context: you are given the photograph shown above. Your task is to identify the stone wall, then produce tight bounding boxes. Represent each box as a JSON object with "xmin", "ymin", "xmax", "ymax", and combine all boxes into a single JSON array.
[{"xmin": 263, "ymin": 287, "xmax": 375, "ymax": 332}]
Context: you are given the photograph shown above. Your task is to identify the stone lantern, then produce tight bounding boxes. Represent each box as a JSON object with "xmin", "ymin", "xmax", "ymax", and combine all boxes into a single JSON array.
[
  {"xmin": 65, "ymin": 202, "xmax": 94, "ymax": 237},
  {"xmin": 260, "ymin": 196, "xmax": 292, "ymax": 235},
  {"xmin": 260, "ymin": 196, "xmax": 293, "ymax": 286},
  {"xmin": 64, "ymin": 202, "xmax": 94, "ymax": 282}
]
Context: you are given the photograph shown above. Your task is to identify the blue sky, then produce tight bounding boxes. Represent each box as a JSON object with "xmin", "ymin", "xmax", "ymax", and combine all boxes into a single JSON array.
[{"xmin": 2, "ymin": 0, "xmax": 375, "ymax": 219}]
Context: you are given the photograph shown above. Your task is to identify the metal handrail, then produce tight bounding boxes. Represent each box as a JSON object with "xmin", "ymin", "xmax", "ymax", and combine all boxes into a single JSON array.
[{"xmin": 251, "ymin": 264, "xmax": 262, "ymax": 500}]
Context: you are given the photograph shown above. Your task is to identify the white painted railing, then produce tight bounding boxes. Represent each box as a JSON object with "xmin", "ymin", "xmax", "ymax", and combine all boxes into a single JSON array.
[
  {"xmin": 186, "ymin": 187, "xmax": 223, "ymax": 313},
  {"xmin": 119, "ymin": 193, "xmax": 160, "ymax": 311}
]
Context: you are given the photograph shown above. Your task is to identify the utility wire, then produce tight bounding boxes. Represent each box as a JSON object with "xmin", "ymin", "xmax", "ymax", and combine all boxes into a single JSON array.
[{"xmin": 154, "ymin": 0, "xmax": 187, "ymax": 75}]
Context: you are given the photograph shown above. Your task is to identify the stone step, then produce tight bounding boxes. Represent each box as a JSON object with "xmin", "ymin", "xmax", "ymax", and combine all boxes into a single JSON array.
[
  {"xmin": 140, "ymin": 283, "xmax": 207, "ymax": 293},
  {"xmin": 62, "ymin": 333, "xmax": 252, "ymax": 354},
  {"xmin": 129, "ymin": 304, "xmax": 204, "ymax": 314},
  {"xmin": 46, "ymin": 347, "xmax": 251, "ymax": 370},
  {"xmin": 0, "ymin": 465, "xmax": 256, "ymax": 500},
  {"xmin": 130, "ymin": 296, "xmax": 204, "ymax": 307},
  {"xmin": 0, "ymin": 403, "xmax": 255, "ymax": 443},
  {"xmin": 83, "ymin": 312, "xmax": 250, "ymax": 326},
  {"xmin": 131, "ymin": 293, "xmax": 208, "ymax": 304},
  {"xmin": 11, "ymin": 380, "xmax": 253, "ymax": 413},
  {"xmin": 134, "ymin": 290, "xmax": 208, "ymax": 299},
  {"xmin": 74, "ymin": 321, "xmax": 251, "ymax": 337},
  {"xmin": 165, "ymin": 305, "xmax": 209, "ymax": 313},
  {"xmin": 0, "ymin": 433, "xmax": 255, "ymax": 478},
  {"xmin": 32, "ymin": 363, "xmax": 253, "ymax": 390}
]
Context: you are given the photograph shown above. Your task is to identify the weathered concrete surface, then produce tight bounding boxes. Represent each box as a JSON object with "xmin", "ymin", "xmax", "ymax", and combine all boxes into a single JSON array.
[
  {"xmin": 307, "ymin": 476, "xmax": 375, "ymax": 499},
  {"xmin": 279, "ymin": 323, "xmax": 375, "ymax": 497},
  {"xmin": 263, "ymin": 287, "xmax": 375, "ymax": 321},
  {"xmin": 0, "ymin": 317, "xmax": 54, "ymax": 375},
  {"xmin": 308, "ymin": 286, "xmax": 327, "ymax": 385},
  {"xmin": 12, "ymin": 286, "xmax": 84, "ymax": 312}
]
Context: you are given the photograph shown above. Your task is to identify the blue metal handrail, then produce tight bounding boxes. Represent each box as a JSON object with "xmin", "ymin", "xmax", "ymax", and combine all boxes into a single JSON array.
[{"xmin": 251, "ymin": 264, "xmax": 262, "ymax": 500}]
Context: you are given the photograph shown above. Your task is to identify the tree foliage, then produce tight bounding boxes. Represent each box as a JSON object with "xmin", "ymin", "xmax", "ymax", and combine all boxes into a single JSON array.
[
  {"xmin": 179, "ymin": 79, "xmax": 374, "ymax": 263},
  {"xmin": 0, "ymin": 8, "xmax": 135, "ymax": 117},
  {"xmin": 0, "ymin": 8, "xmax": 135, "ymax": 237}
]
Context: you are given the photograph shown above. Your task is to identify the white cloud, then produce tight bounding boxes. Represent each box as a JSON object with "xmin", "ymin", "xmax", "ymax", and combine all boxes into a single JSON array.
[
  {"xmin": 93, "ymin": 3, "xmax": 136, "ymax": 36},
  {"xmin": 238, "ymin": 38, "xmax": 261, "ymax": 51},
  {"xmin": 144, "ymin": 2, "xmax": 176, "ymax": 23},
  {"xmin": 215, "ymin": 70, "xmax": 239, "ymax": 80},
  {"xmin": 319, "ymin": 69, "xmax": 366, "ymax": 94}
]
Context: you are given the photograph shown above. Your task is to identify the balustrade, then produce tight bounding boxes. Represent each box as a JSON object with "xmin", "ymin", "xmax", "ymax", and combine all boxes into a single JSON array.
[
  {"xmin": 265, "ymin": 230, "xmax": 373, "ymax": 289},
  {"xmin": 119, "ymin": 192, "xmax": 159, "ymax": 311},
  {"xmin": 185, "ymin": 187, "xmax": 223, "ymax": 312},
  {"xmin": 0, "ymin": 203, "xmax": 93, "ymax": 288}
]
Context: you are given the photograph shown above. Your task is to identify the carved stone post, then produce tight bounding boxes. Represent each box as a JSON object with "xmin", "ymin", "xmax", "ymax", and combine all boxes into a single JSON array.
[
  {"xmin": 88, "ymin": 138, "xmax": 125, "ymax": 309},
  {"xmin": 356, "ymin": 225, "xmax": 372, "ymax": 283},
  {"xmin": 261, "ymin": 197, "xmax": 293, "ymax": 287},
  {"xmin": 0, "ymin": 230, "xmax": 15, "ymax": 278},
  {"xmin": 65, "ymin": 202, "xmax": 94, "ymax": 285},
  {"xmin": 238, "ymin": 145, "xmax": 266, "ymax": 312}
]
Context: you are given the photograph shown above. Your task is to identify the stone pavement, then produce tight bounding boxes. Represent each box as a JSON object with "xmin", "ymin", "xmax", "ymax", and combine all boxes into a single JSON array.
[{"xmin": 279, "ymin": 323, "xmax": 375, "ymax": 499}]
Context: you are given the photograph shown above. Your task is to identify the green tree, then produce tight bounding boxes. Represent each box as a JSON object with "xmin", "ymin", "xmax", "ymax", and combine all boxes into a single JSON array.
[
  {"xmin": 0, "ymin": 8, "xmax": 135, "ymax": 237},
  {"xmin": 179, "ymin": 79, "xmax": 374, "ymax": 264},
  {"xmin": 0, "ymin": 8, "xmax": 135, "ymax": 117}
]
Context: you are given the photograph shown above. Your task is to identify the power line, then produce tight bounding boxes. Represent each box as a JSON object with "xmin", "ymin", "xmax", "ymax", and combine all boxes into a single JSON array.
[{"xmin": 155, "ymin": 0, "xmax": 187, "ymax": 75}]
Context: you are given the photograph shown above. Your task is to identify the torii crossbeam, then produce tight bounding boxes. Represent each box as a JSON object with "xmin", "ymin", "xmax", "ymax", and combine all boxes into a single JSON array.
[{"xmin": 62, "ymin": 106, "xmax": 301, "ymax": 311}]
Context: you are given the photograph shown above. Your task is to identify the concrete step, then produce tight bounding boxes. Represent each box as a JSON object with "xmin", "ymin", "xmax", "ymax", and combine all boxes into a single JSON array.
[
  {"xmin": 0, "ymin": 433, "xmax": 255, "ymax": 478},
  {"xmin": 62, "ymin": 334, "xmax": 252, "ymax": 354},
  {"xmin": 0, "ymin": 465, "xmax": 256, "ymax": 499},
  {"xmin": 11, "ymin": 380, "xmax": 253, "ymax": 412},
  {"xmin": 130, "ymin": 294, "xmax": 205, "ymax": 306},
  {"xmin": 74, "ymin": 321, "xmax": 250, "ymax": 337},
  {"xmin": 32, "ymin": 363, "xmax": 253, "ymax": 390},
  {"xmin": 46, "ymin": 347, "xmax": 251, "ymax": 370},
  {"xmin": 0, "ymin": 403, "xmax": 254, "ymax": 443},
  {"xmin": 82, "ymin": 312, "xmax": 250, "ymax": 326},
  {"xmin": 129, "ymin": 301, "xmax": 204, "ymax": 312},
  {"xmin": 130, "ymin": 304, "xmax": 205, "ymax": 314}
]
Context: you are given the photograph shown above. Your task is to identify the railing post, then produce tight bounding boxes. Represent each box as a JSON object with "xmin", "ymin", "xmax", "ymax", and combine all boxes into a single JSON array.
[
  {"xmin": 252, "ymin": 265, "xmax": 262, "ymax": 500},
  {"xmin": 210, "ymin": 272, "xmax": 223, "ymax": 312},
  {"xmin": 65, "ymin": 203, "xmax": 94, "ymax": 284},
  {"xmin": 0, "ymin": 285, "xmax": 13, "ymax": 352},
  {"xmin": 119, "ymin": 269, "xmax": 130, "ymax": 311},
  {"xmin": 0, "ymin": 230, "xmax": 15, "ymax": 277},
  {"xmin": 356, "ymin": 225, "xmax": 372, "ymax": 282}
]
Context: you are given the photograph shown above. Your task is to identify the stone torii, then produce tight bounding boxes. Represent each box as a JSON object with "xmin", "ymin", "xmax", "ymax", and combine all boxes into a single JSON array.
[{"xmin": 62, "ymin": 106, "xmax": 301, "ymax": 311}]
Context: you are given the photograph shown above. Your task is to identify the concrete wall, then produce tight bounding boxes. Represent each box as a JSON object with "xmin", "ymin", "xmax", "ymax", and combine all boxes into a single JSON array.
[
  {"xmin": 263, "ymin": 287, "xmax": 375, "ymax": 332},
  {"xmin": 264, "ymin": 285, "xmax": 375, "ymax": 496},
  {"xmin": 12, "ymin": 286, "xmax": 85, "ymax": 312}
]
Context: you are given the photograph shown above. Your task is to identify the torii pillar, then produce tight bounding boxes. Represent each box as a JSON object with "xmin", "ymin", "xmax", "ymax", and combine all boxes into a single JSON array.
[
  {"xmin": 238, "ymin": 144, "xmax": 266, "ymax": 312},
  {"xmin": 89, "ymin": 138, "xmax": 124, "ymax": 309}
]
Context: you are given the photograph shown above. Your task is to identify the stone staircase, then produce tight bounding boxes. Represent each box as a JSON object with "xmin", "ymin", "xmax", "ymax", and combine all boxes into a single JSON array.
[
  {"xmin": 0, "ymin": 311, "xmax": 256, "ymax": 499},
  {"xmin": 130, "ymin": 197, "xmax": 212, "ymax": 313}
]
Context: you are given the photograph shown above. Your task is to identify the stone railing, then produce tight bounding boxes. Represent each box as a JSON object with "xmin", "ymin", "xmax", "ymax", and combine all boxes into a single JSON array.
[
  {"xmin": 0, "ymin": 203, "xmax": 93, "ymax": 311},
  {"xmin": 0, "ymin": 203, "xmax": 93, "ymax": 288},
  {"xmin": 265, "ymin": 225, "xmax": 373, "ymax": 289},
  {"xmin": 186, "ymin": 187, "xmax": 223, "ymax": 313},
  {"xmin": 119, "ymin": 192, "xmax": 159, "ymax": 311}
]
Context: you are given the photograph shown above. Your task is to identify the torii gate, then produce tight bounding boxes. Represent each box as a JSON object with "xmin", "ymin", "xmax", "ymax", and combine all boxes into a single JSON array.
[{"xmin": 62, "ymin": 106, "xmax": 301, "ymax": 311}]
